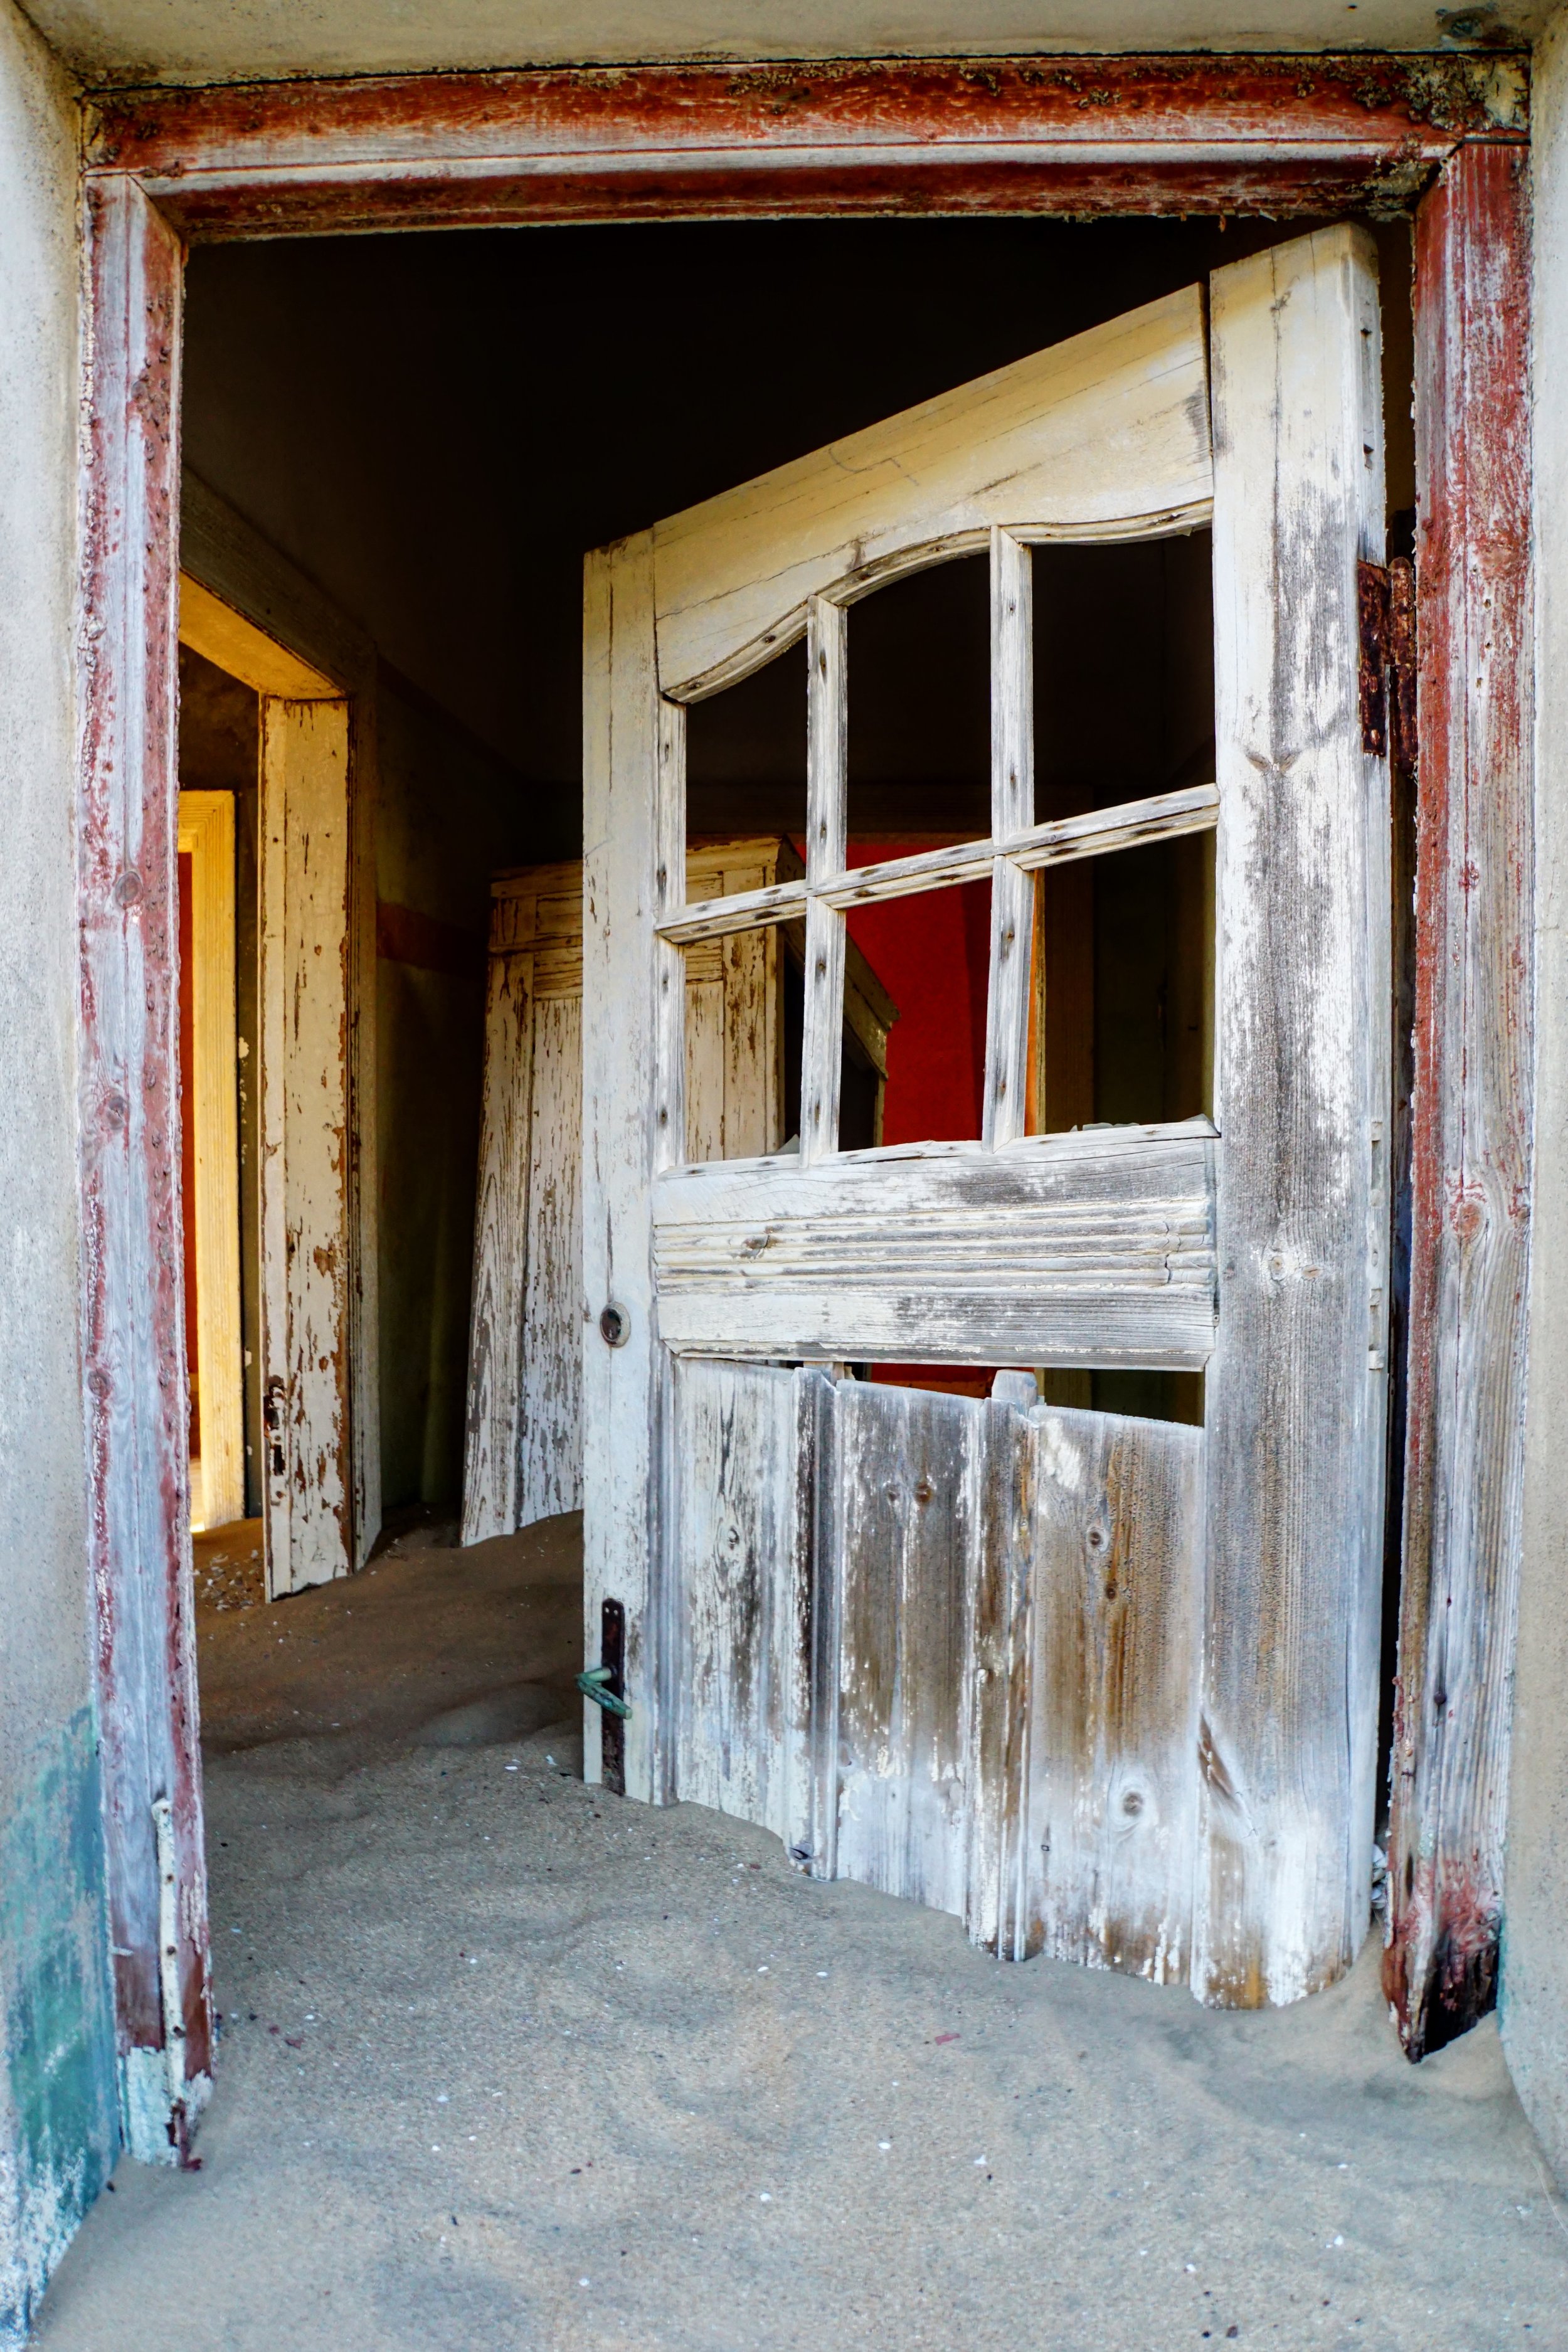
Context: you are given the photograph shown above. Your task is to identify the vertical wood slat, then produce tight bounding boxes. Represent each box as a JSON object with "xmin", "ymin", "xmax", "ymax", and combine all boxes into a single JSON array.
[
  {"xmin": 800, "ymin": 596, "xmax": 847, "ymax": 1164},
  {"xmin": 985, "ymin": 528, "xmax": 1035, "ymax": 1148},
  {"xmin": 1023, "ymin": 1407, "xmax": 1205, "ymax": 1983},
  {"xmin": 583, "ymin": 531, "xmax": 668, "ymax": 1801},
  {"xmin": 833, "ymin": 1381, "xmax": 975, "ymax": 1919},
  {"xmin": 258, "ymin": 699, "xmax": 354, "ymax": 1598},
  {"xmin": 459, "ymin": 946, "xmax": 534, "ymax": 1545},
  {"xmin": 654, "ymin": 696, "xmax": 687, "ymax": 1168},
  {"xmin": 669, "ymin": 1365, "xmax": 1209, "ymax": 1989},
  {"xmin": 1387, "ymin": 145, "xmax": 1534, "ymax": 2058},
  {"xmin": 1199, "ymin": 225, "xmax": 1391, "ymax": 2006},
  {"xmin": 963, "ymin": 1383, "xmax": 1036, "ymax": 1958},
  {"xmin": 674, "ymin": 1360, "xmax": 810, "ymax": 1846},
  {"xmin": 519, "ymin": 997, "xmax": 583, "ymax": 1522},
  {"xmin": 78, "ymin": 172, "xmax": 213, "ymax": 2147}
]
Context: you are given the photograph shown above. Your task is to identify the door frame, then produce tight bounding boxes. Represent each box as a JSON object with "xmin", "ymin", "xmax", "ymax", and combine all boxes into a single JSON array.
[
  {"xmin": 76, "ymin": 56, "xmax": 1531, "ymax": 2149},
  {"xmin": 177, "ymin": 529, "xmax": 382, "ymax": 1597}
]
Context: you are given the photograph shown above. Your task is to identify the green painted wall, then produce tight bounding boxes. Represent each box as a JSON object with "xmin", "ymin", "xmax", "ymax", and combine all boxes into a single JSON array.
[{"xmin": 0, "ymin": 1713, "xmax": 117, "ymax": 2345}]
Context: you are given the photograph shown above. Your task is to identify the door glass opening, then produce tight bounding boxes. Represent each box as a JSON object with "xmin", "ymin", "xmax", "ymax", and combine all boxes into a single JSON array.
[
  {"xmin": 1034, "ymin": 532, "xmax": 1214, "ymax": 823},
  {"xmin": 847, "ymin": 554, "xmax": 990, "ymax": 845},
  {"xmin": 686, "ymin": 637, "xmax": 807, "ymax": 844},
  {"xmin": 1027, "ymin": 830, "xmax": 1215, "ymax": 1136}
]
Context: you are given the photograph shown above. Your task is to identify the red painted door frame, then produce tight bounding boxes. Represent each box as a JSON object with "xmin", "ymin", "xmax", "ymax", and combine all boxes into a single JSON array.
[{"xmin": 76, "ymin": 58, "xmax": 1531, "ymax": 2126}]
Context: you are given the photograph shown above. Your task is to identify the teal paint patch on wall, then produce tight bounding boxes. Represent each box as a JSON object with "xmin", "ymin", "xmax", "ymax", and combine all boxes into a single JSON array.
[{"xmin": 0, "ymin": 1707, "xmax": 117, "ymax": 2345}]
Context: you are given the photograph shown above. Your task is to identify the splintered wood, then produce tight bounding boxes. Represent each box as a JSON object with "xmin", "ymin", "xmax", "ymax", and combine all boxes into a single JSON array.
[{"xmin": 670, "ymin": 1365, "xmax": 1205, "ymax": 1983}]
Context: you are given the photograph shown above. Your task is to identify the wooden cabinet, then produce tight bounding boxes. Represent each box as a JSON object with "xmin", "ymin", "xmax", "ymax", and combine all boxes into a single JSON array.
[{"xmin": 462, "ymin": 835, "xmax": 896, "ymax": 1542}]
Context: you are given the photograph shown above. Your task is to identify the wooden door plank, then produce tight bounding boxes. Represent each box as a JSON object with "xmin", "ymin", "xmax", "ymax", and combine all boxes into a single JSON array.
[
  {"xmin": 1024, "ymin": 1406, "xmax": 1205, "ymax": 1984},
  {"xmin": 1199, "ymin": 225, "xmax": 1391, "ymax": 2006},
  {"xmin": 653, "ymin": 1128, "xmax": 1217, "ymax": 1369},
  {"xmin": 258, "ymin": 697, "xmax": 354, "ymax": 1597},
  {"xmin": 963, "ymin": 1384, "xmax": 1036, "ymax": 1959},
  {"xmin": 652, "ymin": 289, "xmax": 1211, "ymax": 699},
  {"xmin": 582, "ymin": 531, "xmax": 673, "ymax": 1802},
  {"xmin": 674, "ymin": 1359, "xmax": 805, "ymax": 1845},
  {"xmin": 519, "ymin": 994, "xmax": 583, "ymax": 1524},
  {"xmin": 460, "ymin": 945, "xmax": 534, "ymax": 1544},
  {"xmin": 1387, "ymin": 144, "xmax": 1534, "ymax": 2059},
  {"xmin": 683, "ymin": 971, "xmax": 726, "ymax": 1163},
  {"xmin": 833, "ymin": 1380, "xmax": 977, "ymax": 1919}
]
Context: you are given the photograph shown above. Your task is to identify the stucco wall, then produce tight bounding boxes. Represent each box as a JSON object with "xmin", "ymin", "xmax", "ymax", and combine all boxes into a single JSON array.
[
  {"xmin": 0, "ymin": 4, "xmax": 118, "ymax": 2339},
  {"xmin": 1502, "ymin": 0, "xmax": 1568, "ymax": 2191}
]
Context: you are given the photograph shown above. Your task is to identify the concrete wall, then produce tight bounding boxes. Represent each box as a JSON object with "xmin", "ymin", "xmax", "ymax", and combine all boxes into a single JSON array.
[
  {"xmin": 1502, "ymin": 0, "xmax": 1568, "ymax": 2190},
  {"xmin": 0, "ymin": 6, "xmax": 119, "ymax": 2343},
  {"xmin": 14, "ymin": 0, "xmax": 1554, "ymax": 84}
]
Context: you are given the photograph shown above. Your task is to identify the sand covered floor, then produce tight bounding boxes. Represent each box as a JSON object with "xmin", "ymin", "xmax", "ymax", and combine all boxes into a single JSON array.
[{"xmin": 33, "ymin": 1514, "xmax": 1568, "ymax": 2351}]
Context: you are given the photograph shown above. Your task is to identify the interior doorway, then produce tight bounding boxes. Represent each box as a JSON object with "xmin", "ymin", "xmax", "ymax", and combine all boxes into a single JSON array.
[{"xmin": 175, "ymin": 567, "xmax": 365, "ymax": 1597}]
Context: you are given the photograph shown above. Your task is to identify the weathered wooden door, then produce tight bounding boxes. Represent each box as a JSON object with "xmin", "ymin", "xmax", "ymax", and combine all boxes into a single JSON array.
[{"xmin": 583, "ymin": 226, "xmax": 1389, "ymax": 2008}]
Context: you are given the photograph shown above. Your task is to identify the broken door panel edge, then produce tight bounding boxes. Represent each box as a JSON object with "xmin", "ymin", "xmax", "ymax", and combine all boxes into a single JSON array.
[{"xmin": 669, "ymin": 1370, "xmax": 1210, "ymax": 1989}]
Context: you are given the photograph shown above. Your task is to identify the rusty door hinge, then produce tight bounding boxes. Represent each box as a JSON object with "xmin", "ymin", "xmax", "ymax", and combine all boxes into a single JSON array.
[{"xmin": 1358, "ymin": 556, "xmax": 1418, "ymax": 773}]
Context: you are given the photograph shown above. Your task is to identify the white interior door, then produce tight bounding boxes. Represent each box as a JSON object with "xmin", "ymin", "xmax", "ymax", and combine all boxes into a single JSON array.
[{"xmin": 582, "ymin": 226, "xmax": 1389, "ymax": 2008}]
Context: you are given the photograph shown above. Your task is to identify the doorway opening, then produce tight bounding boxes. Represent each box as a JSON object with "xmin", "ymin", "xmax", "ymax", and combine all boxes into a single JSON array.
[{"xmin": 174, "ymin": 208, "xmax": 1416, "ymax": 1992}]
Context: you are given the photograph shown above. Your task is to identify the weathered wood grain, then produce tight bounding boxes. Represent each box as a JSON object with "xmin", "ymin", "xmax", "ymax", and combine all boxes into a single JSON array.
[
  {"xmin": 1197, "ymin": 225, "xmax": 1391, "ymax": 2008},
  {"xmin": 654, "ymin": 290, "xmax": 1210, "ymax": 699},
  {"xmin": 985, "ymin": 529, "xmax": 1035, "ymax": 1150},
  {"xmin": 258, "ymin": 699, "xmax": 354, "ymax": 1597},
  {"xmin": 659, "ymin": 876, "xmax": 807, "ymax": 946},
  {"xmin": 460, "ymin": 949, "xmax": 534, "ymax": 1545},
  {"xmin": 90, "ymin": 58, "xmax": 1525, "ymax": 245},
  {"xmin": 800, "ymin": 597, "xmax": 848, "ymax": 1165},
  {"xmin": 834, "ymin": 1380, "xmax": 977, "ymax": 1920},
  {"xmin": 464, "ymin": 838, "xmax": 827, "ymax": 1541},
  {"xmin": 520, "ymin": 996, "xmax": 583, "ymax": 1522},
  {"xmin": 78, "ymin": 171, "xmax": 213, "ymax": 2150},
  {"xmin": 674, "ymin": 1359, "xmax": 810, "ymax": 1847},
  {"xmin": 963, "ymin": 1383, "xmax": 1037, "ymax": 1959},
  {"xmin": 1024, "ymin": 1407, "xmax": 1205, "ymax": 1984},
  {"xmin": 582, "ymin": 531, "xmax": 667, "ymax": 1801},
  {"xmin": 653, "ymin": 1126, "xmax": 1217, "ymax": 1367},
  {"xmin": 1386, "ymin": 144, "xmax": 1534, "ymax": 2060}
]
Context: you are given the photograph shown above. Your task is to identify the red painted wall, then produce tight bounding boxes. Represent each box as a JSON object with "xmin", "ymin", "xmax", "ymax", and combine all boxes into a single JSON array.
[
  {"xmin": 842, "ymin": 842, "xmax": 994, "ymax": 1396},
  {"xmin": 844, "ymin": 844, "xmax": 991, "ymax": 1147}
]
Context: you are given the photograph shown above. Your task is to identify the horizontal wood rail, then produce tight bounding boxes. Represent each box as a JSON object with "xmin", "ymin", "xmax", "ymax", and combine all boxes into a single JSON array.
[
  {"xmin": 87, "ymin": 56, "xmax": 1525, "ymax": 242},
  {"xmin": 657, "ymin": 782, "xmax": 1218, "ymax": 944},
  {"xmin": 653, "ymin": 1119, "xmax": 1217, "ymax": 1367}
]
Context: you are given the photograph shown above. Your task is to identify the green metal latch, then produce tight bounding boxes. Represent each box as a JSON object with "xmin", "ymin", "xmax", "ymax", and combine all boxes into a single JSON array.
[{"xmin": 575, "ymin": 1665, "xmax": 631, "ymax": 1720}]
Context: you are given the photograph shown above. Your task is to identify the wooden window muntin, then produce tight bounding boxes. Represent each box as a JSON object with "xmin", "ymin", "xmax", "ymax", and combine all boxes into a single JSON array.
[{"xmin": 655, "ymin": 532, "xmax": 1219, "ymax": 1165}]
